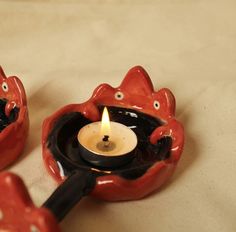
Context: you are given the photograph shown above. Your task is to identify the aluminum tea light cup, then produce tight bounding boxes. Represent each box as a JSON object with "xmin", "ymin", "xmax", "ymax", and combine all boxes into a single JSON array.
[{"xmin": 77, "ymin": 107, "xmax": 138, "ymax": 169}]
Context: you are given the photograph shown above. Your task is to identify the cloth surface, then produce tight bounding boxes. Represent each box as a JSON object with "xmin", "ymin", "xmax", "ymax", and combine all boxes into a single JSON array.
[{"xmin": 1, "ymin": 0, "xmax": 236, "ymax": 231}]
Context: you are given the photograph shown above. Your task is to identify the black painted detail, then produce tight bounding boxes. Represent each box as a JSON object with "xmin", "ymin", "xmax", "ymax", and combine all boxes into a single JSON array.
[
  {"xmin": 47, "ymin": 106, "xmax": 172, "ymax": 180},
  {"xmin": 0, "ymin": 98, "xmax": 19, "ymax": 132},
  {"xmin": 43, "ymin": 170, "xmax": 97, "ymax": 222}
]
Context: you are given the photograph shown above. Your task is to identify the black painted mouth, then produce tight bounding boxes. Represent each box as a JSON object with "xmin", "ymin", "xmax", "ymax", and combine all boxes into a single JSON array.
[
  {"xmin": 0, "ymin": 99, "xmax": 19, "ymax": 132},
  {"xmin": 47, "ymin": 106, "xmax": 172, "ymax": 180}
]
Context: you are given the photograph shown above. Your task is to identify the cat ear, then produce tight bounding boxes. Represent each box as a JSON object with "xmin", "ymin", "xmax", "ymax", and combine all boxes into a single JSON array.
[
  {"xmin": 119, "ymin": 66, "xmax": 154, "ymax": 96},
  {"xmin": 153, "ymin": 88, "xmax": 176, "ymax": 117},
  {"xmin": 0, "ymin": 66, "xmax": 6, "ymax": 79}
]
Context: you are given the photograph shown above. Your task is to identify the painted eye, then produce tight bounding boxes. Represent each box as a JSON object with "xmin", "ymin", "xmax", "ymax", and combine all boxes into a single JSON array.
[
  {"xmin": 2, "ymin": 82, "xmax": 8, "ymax": 92},
  {"xmin": 153, "ymin": 100, "xmax": 160, "ymax": 110},
  {"xmin": 115, "ymin": 91, "xmax": 124, "ymax": 100}
]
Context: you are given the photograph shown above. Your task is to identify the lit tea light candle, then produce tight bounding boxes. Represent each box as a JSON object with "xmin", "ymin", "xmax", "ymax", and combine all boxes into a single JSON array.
[{"xmin": 77, "ymin": 107, "xmax": 137, "ymax": 168}]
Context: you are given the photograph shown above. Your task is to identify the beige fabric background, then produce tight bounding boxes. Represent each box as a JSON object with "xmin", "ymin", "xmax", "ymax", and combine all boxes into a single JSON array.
[{"xmin": 1, "ymin": 0, "xmax": 236, "ymax": 231}]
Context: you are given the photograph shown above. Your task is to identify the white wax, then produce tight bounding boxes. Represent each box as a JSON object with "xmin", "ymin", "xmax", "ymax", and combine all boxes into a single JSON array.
[{"xmin": 77, "ymin": 121, "xmax": 137, "ymax": 157}]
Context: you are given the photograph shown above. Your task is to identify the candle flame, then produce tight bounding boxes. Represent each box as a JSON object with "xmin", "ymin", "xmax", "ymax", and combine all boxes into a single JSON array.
[{"xmin": 101, "ymin": 107, "xmax": 111, "ymax": 137}]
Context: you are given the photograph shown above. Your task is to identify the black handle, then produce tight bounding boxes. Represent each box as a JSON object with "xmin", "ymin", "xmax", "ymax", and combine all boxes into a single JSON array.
[{"xmin": 42, "ymin": 170, "xmax": 96, "ymax": 222}]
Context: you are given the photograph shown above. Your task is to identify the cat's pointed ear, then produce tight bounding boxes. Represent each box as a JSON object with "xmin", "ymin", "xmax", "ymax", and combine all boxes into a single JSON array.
[
  {"xmin": 119, "ymin": 66, "xmax": 154, "ymax": 96},
  {"xmin": 0, "ymin": 66, "xmax": 6, "ymax": 79}
]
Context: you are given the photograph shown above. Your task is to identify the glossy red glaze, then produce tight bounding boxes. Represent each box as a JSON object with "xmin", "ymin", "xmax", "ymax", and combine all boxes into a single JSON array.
[
  {"xmin": 0, "ymin": 172, "xmax": 61, "ymax": 232},
  {"xmin": 42, "ymin": 66, "xmax": 184, "ymax": 201},
  {"xmin": 0, "ymin": 67, "xmax": 29, "ymax": 170}
]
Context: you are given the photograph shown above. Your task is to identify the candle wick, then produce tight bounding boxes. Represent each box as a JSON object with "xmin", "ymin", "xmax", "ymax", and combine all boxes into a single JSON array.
[
  {"xmin": 102, "ymin": 135, "xmax": 110, "ymax": 147},
  {"xmin": 103, "ymin": 135, "xmax": 109, "ymax": 142}
]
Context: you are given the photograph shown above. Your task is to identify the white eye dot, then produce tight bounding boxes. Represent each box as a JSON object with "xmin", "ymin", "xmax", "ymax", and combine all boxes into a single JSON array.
[
  {"xmin": 153, "ymin": 100, "xmax": 160, "ymax": 110},
  {"xmin": 2, "ymin": 82, "xmax": 8, "ymax": 92},
  {"xmin": 115, "ymin": 91, "xmax": 124, "ymax": 100},
  {"xmin": 30, "ymin": 225, "xmax": 40, "ymax": 232}
]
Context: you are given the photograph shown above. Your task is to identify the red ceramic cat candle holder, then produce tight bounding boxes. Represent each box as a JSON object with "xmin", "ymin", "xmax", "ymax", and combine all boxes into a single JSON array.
[
  {"xmin": 0, "ymin": 67, "xmax": 29, "ymax": 170},
  {"xmin": 0, "ymin": 66, "xmax": 184, "ymax": 232}
]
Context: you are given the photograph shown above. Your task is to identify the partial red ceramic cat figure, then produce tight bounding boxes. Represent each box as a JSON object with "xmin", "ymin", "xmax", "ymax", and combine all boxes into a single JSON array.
[
  {"xmin": 0, "ymin": 67, "xmax": 29, "ymax": 169},
  {"xmin": 0, "ymin": 172, "xmax": 60, "ymax": 232}
]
